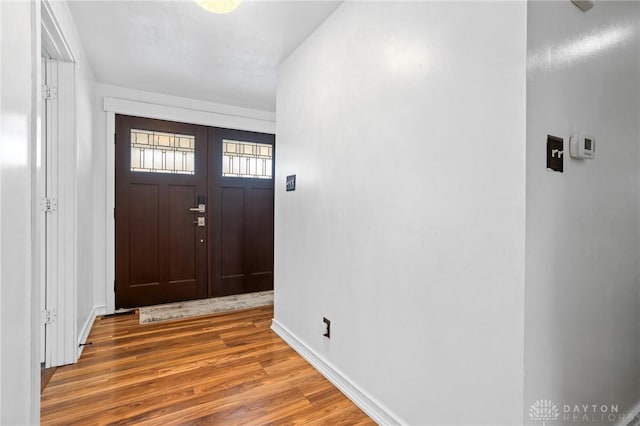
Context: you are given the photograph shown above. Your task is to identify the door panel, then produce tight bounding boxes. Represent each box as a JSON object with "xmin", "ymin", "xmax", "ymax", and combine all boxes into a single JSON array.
[
  {"xmin": 210, "ymin": 128, "xmax": 275, "ymax": 297},
  {"xmin": 128, "ymin": 184, "xmax": 159, "ymax": 286},
  {"xmin": 116, "ymin": 115, "xmax": 208, "ymax": 308},
  {"xmin": 246, "ymin": 187, "xmax": 274, "ymax": 292},
  {"xmin": 221, "ymin": 187, "xmax": 244, "ymax": 277},
  {"xmin": 249, "ymin": 187, "xmax": 274, "ymax": 275},
  {"xmin": 168, "ymin": 185, "xmax": 196, "ymax": 282}
]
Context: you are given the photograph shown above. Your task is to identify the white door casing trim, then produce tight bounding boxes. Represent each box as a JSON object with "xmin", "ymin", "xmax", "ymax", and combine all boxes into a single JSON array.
[{"xmin": 41, "ymin": 0, "xmax": 74, "ymax": 63}]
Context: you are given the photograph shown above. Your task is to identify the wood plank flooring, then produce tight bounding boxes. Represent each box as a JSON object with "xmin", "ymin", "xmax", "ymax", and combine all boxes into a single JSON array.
[
  {"xmin": 41, "ymin": 367, "xmax": 57, "ymax": 393},
  {"xmin": 41, "ymin": 306, "xmax": 374, "ymax": 425}
]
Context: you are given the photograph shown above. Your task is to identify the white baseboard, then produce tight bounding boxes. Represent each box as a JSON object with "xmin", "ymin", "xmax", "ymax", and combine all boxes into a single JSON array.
[
  {"xmin": 619, "ymin": 399, "xmax": 640, "ymax": 426},
  {"xmin": 77, "ymin": 305, "xmax": 106, "ymax": 359},
  {"xmin": 271, "ymin": 319, "xmax": 403, "ymax": 426}
]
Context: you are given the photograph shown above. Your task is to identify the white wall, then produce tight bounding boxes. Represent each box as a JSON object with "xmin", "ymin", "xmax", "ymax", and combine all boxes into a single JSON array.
[
  {"xmin": 274, "ymin": 2, "xmax": 527, "ymax": 425},
  {"xmin": 525, "ymin": 1, "xmax": 640, "ymax": 422},
  {"xmin": 0, "ymin": 0, "xmax": 40, "ymax": 423},
  {"xmin": 76, "ymin": 51, "xmax": 97, "ymax": 341}
]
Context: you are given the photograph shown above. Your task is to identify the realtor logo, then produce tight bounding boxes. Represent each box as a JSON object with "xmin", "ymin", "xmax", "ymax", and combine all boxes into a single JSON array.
[
  {"xmin": 529, "ymin": 398, "xmax": 627, "ymax": 424},
  {"xmin": 529, "ymin": 399, "xmax": 560, "ymax": 426}
]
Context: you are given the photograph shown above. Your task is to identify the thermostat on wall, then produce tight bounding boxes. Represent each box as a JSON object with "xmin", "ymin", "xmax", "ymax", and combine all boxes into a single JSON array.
[{"xmin": 569, "ymin": 134, "xmax": 596, "ymax": 159}]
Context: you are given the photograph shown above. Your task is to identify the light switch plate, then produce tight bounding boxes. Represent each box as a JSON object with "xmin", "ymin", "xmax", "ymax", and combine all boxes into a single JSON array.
[
  {"xmin": 547, "ymin": 135, "xmax": 564, "ymax": 172},
  {"xmin": 286, "ymin": 175, "xmax": 296, "ymax": 191}
]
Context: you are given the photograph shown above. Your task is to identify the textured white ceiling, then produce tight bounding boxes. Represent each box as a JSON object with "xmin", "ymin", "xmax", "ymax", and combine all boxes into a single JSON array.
[{"xmin": 67, "ymin": 1, "xmax": 342, "ymax": 111}]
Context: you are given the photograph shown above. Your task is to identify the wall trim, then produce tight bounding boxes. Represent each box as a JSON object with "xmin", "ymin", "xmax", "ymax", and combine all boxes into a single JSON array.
[
  {"xmin": 104, "ymin": 110, "xmax": 115, "ymax": 314},
  {"xmin": 271, "ymin": 319, "xmax": 403, "ymax": 426},
  {"xmin": 77, "ymin": 305, "xmax": 106, "ymax": 359},
  {"xmin": 41, "ymin": 0, "xmax": 75, "ymax": 62},
  {"xmin": 97, "ymin": 83, "xmax": 275, "ymax": 121},
  {"xmin": 103, "ymin": 97, "xmax": 275, "ymax": 134}
]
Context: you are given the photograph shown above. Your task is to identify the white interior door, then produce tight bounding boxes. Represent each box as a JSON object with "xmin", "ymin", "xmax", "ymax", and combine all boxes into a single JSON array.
[
  {"xmin": 40, "ymin": 58, "xmax": 77, "ymax": 367},
  {"xmin": 40, "ymin": 0, "xmax": 78, "ymax": 369},
  {"xmin": 41, "ymin": 58, "xmax": 60, "ymax": 366},
  {"xmin": 39, "ymin": 56, "xmax": 47, "ymax": 364}
]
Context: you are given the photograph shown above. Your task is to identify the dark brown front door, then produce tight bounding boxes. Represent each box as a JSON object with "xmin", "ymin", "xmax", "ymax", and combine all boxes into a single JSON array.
[
  {"xmin": 115, "ymin": 115, "xmax": 208, "ymax": 308},
  {"xmin": 115, "ymin": 115, "xmax": 275, "ymax": 309},
  {"xmin": 209, "ymin": 128, "xmax": 275, "ymax": 297}
]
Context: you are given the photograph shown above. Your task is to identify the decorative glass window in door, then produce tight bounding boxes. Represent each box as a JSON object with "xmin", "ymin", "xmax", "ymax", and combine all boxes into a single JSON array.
[
  {"xmin": 222, "ymin": 140, "xmax": 272, "ymax": 179},
  {"xmin": 130, "ymin": 129, "xmax": 195, "ymax": 174}
]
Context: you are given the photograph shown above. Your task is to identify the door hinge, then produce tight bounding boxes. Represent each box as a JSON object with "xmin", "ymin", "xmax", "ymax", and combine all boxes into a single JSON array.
[
  {"xmin": 41, "ymin": 197, "xmax": 57, "ymax": 213},
  {"xmin": 42, "ymin": 85, "xmax": 57, "ymax": 101},
  {"xmin": 114, "ymin": 280, "xmax": 116, "ymax": 292},
  {"xmin": 41, "ymin": 309, "xmax": 57, "ymax": 325}
]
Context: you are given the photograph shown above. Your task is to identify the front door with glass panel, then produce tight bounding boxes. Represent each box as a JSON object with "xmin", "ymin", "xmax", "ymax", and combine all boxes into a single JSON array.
[
  {"xmin": 115, "ymin": 115, "xmax": 274, "ymax": 309},
  {"xmin": 210, "ymin": 128, "xmax": 275, "ymax": 298},
  {"xmin": 115, "ymin": 115, "xmax": 208, "ymax": 308}
]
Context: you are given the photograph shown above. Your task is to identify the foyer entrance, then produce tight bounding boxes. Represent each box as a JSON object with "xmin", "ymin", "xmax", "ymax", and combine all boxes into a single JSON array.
[{"xmin": 115, "ymin": 115, "xmax": 274, "ymax": 308}]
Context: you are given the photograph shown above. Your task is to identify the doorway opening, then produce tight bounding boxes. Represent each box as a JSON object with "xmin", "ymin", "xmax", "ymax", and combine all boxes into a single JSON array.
[{"xmin": 114, "ymin": 115, "xmax": 275, "ymax": 309}]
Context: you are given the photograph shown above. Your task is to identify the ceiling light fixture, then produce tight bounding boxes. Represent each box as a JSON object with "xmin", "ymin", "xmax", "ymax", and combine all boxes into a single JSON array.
[{"xmin": 195, "ymin": 0, "xmax": 241, "ymax": 14}]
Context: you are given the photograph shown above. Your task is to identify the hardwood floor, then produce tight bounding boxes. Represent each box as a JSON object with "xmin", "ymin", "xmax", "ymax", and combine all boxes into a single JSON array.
[
  {"xmin": 41, "ymin": 306, "xmax": 374, "ymax": 425},
  {"xmin": 41, "ymin": 367, "xmax": 57, "ymax": 393}
]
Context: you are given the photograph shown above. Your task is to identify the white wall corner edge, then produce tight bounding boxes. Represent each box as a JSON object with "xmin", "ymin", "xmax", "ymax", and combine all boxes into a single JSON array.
[
  {"xmin": 270, "ymin": 319, "xmax": 404, "ymax": 426},
  {"xmin": 77, "ymin": 305, "xmax": 106, "ymax": 359},
  {"xmin": 618, "ymin": 398, "xmax": 640, "ymax": 426}
]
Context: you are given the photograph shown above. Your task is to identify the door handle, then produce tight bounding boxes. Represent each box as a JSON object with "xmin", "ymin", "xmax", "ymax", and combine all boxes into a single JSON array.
[{"xmin": 189, "ymin": 204, "xmax": 205, "ymax": 213}]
